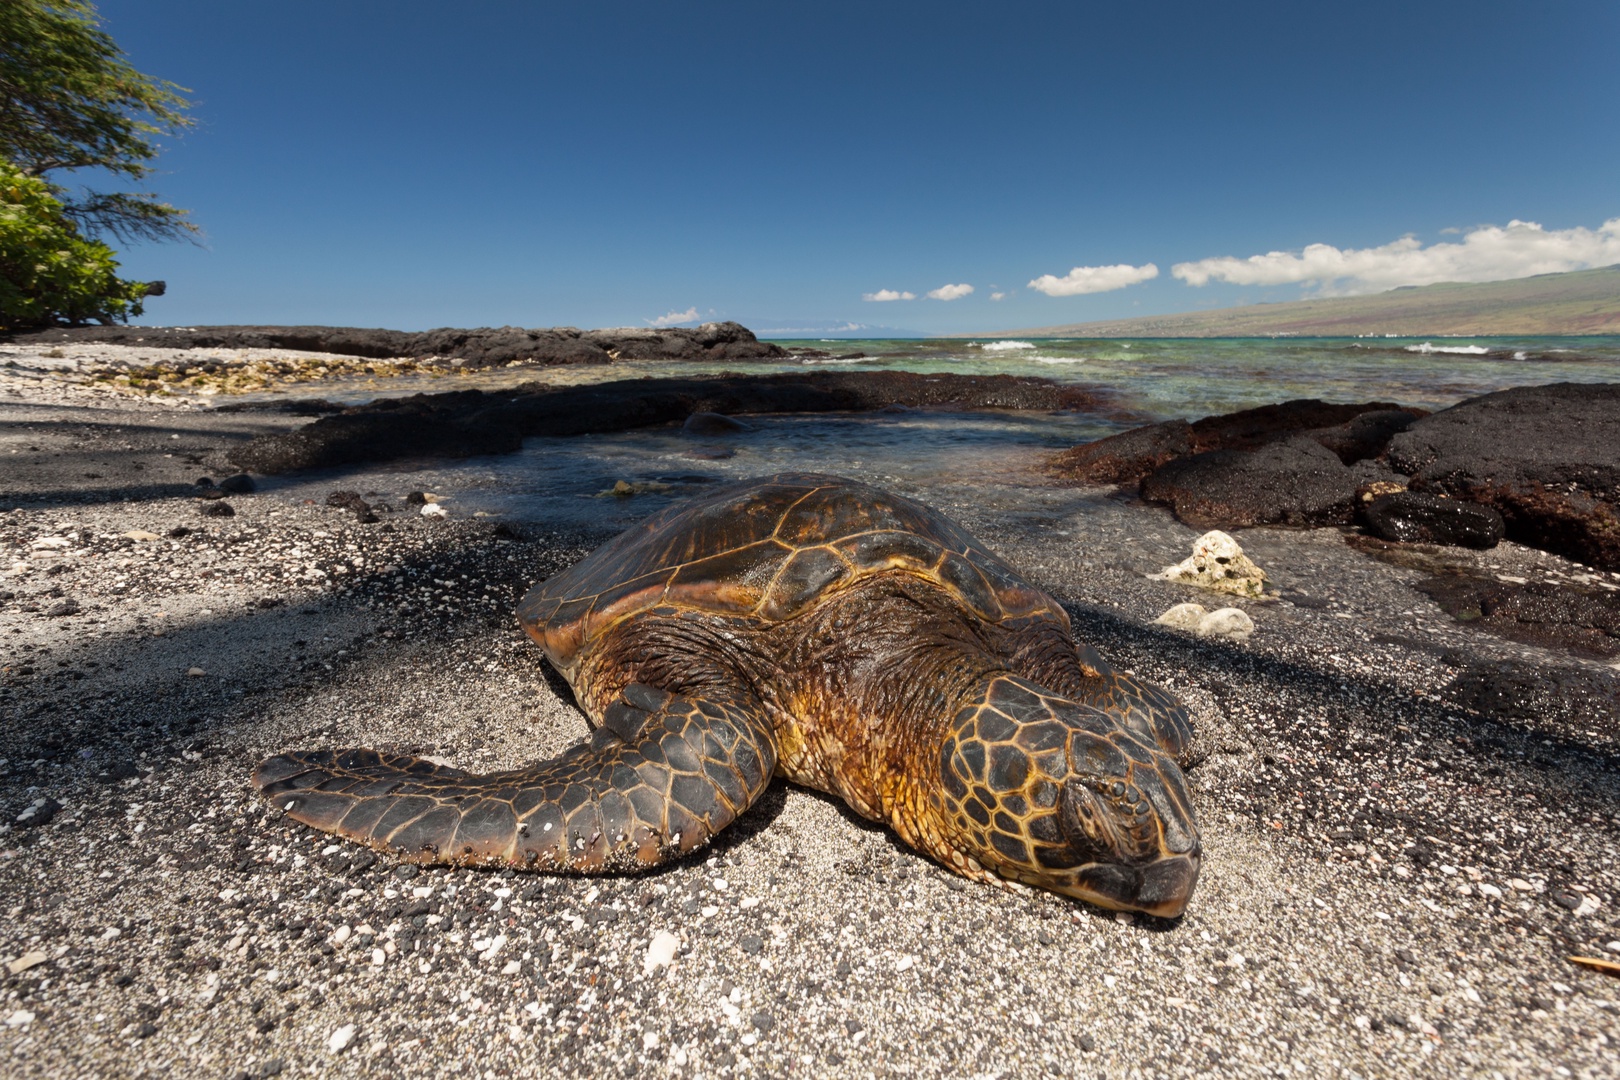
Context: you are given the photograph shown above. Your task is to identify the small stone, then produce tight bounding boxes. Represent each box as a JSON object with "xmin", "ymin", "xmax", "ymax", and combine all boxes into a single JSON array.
[
  {"xmin": 199, "ymin": 501, "xmax": 235, "ymax": 518},
  {"xmin": 644, "ymin": 931, "xmax": 679, "ymax": 974},
  {"xmin": 1036, "ymin": 929, "xmax": 1055, "ymax": 946},
  {"xmin": 420, "ymin": 503, "xmax": 448, "ymax": 519},
  {"xmin": 46, "ymin": 598, "xmax": 80, "ymax": 617},
  {"xmin": 5, "ymin": 1010, "xmax": 34, "ymax": 1028},
  {"xmin": 1509, "ymin": 878, "xmax": 1535, "ymax": 892},
  {"xmin": 15, "ymin": 800, "xmax": 60, "ymax": 828},
  {"xmin": 751, "ymin": 1011, "xmax": 775, "ymax": 1033},
  {"xmin": 328, "ymin": 1023, "xmax": 356, "ymax": 1053},
  {"xmin": 121, "ymin": 530, "xmax": 161, "ymax": 542},
  {"xmin": 135, "ymin": 1022, "xmax": 158, "ymax": 1039},
  {"xmin": 218, "ymin": 474, "xmax": 257, "ymax": 494},
  {"xmin": 739, "ymin": 934, "xmax": 763, "ymax": 956},
  {"xmin": 370, "ymin": 948, "xmax": 385, "ymax": 966},
  {"xmin": 1079, "ymin": 1034, "xmax": 1096, "ymax": 1052},
  {"xmin": 1150, "ymin": 530, "xmax": 1268, "ymax": 598},
  {"xmin": 6, "ymin": 950, "xmax": 47, "ymax": 975},
  {"xmin": 187, "ymin": 667, "xmax": 206, "ymax": 677}
]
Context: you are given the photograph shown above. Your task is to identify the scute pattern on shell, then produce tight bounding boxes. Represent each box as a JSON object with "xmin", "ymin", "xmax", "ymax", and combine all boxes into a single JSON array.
[{"xmin": 517, "ymin": 473, "xmax": 1053, "ymax": 669}]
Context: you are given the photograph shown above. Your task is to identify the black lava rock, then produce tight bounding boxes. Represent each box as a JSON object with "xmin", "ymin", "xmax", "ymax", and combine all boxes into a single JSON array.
[
  {"xmin": 681, "ymin": 411, "xmax": 755, "ymax": 436},
  {"xmin": 198, "ymin": 501, "xmax": 235, "ymax": 518},
  {"xmin": 1362, "ymin": 492, "xmax": 1504, "ymax": 548},
  {"xmin": 1052, "ymin": 419, "xmax": 1193, "ymax": 485},
  {"xmin": 219, "ymin": 473, "xmax": 257, "ymax": 494},
  {"xmin": 1141, "ymin": 437, "xmax": 1358, "ymax": 527},
  {"xmin": 1387, "ymin": 382, "xmax": 1620, "ymax": 570}
]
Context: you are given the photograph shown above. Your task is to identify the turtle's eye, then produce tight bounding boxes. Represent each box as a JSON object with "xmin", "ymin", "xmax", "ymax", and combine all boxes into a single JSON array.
[{"xmin": 1060, "ymin": 777, "xmax": 1157, "ymax": 863}]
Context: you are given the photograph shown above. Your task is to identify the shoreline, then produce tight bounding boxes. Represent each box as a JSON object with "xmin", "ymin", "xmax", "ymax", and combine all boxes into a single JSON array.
[{"xmin": 1, "ymin": 379, "xmax": 1618, "ymax": 1077}]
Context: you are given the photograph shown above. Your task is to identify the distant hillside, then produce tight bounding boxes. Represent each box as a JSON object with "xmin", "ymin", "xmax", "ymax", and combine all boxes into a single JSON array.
[{"xmin": 983, "ymin": 265, "xmax": 1620, "ymax": 338}]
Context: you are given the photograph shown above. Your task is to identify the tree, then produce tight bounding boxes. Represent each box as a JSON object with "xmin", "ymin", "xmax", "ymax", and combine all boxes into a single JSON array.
[
  {"xmin": 0, "ymin": 0, "xmax": 196, "ymax": 244},
  {"xmin": 0, "ymin": 161, "xmax": 146, "ymax": 328}
]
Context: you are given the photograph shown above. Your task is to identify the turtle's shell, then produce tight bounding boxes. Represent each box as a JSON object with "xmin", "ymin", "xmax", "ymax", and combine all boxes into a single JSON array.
[{"xmin": 518, "ymin": 473, "xmax": 1058, "ymax": 668}]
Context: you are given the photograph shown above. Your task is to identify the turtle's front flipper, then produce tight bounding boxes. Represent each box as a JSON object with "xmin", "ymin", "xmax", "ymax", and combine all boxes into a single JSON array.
[{"xmin": 253, "ymin": 684, "xmax": 777, "ymax": 872}]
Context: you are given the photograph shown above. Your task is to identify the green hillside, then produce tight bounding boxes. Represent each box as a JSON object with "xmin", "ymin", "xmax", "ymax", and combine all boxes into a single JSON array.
[{"xmin": 985, "ymin": 265, "xmax": 1620, "ymax": 338}]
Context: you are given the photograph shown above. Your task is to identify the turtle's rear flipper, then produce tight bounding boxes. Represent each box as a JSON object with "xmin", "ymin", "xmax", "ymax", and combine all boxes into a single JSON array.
[{"xmin": 253, "ymin": 684, "xmax": 777, "ymax": 872}]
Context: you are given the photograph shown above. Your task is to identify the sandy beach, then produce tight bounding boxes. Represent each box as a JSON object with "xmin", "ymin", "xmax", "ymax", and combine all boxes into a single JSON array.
[{"xmin": 2, "ymin": 344, "xmax": 1618, "ymax": 1079}]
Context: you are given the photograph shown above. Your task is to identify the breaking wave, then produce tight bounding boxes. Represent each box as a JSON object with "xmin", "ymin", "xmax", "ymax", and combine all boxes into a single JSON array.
[{"xmin": 1405, "ymin": 342, "xmax": 1490, "ymax": 356}]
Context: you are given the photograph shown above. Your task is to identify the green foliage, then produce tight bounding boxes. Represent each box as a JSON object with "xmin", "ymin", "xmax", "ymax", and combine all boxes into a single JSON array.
[
  {"xmin": 0, "ymin": 0, "xmax": 197, "ymax": 243},
  {"xmin": 0, "ymin": 161, "xmax": 146, "ymax": 328}
]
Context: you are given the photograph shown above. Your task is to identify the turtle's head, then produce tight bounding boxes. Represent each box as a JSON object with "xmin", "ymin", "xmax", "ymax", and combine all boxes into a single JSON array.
[{"xmin": 936, "ymin": 675, "xmax": 1200, "ymax": 917}]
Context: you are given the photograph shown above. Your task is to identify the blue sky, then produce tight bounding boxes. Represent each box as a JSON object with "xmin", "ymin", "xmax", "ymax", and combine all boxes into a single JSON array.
[{"xmin": 88, "ymin": 1, "xmax": 1620, "ymax": 335}]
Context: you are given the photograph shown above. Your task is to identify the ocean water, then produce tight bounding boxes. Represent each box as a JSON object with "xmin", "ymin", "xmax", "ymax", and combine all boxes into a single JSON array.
[{"xmin": 257, "ymin": 335, "xmax": 1620, "ymax": 530}]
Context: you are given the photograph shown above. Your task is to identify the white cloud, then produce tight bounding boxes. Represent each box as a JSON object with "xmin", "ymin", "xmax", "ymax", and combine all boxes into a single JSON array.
[
  {"xmin": 1027, "ymin": 263, "xmax": 1159, "ymax": 297},
  {"xmin": 862, "ymin": 289, "xmax": 916, "ymax": 302},
  {"xmin": 927, "ymin": 282, "xmax": 975, "ymax": 301},
  {"xmin": 645, "ymin": 306, "xmax": 699, "ymax": 327},
  {"xmin": 990, "ymin": 291, "xmax": 1009, "ymax": 301},
  {"xmin": 1171, "ymin": 218, "xmax": 1620, "ymax": 295}
]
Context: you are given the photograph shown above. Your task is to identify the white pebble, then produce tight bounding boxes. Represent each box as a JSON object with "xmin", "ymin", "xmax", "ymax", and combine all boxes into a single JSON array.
[
  {"xmin": 5, "ymin": 1010, "xmax": 34, "ymax": 1028},
  {"xmin": 328, "ymin": 1023, "xmax": 356, "ymax": 1053},
  {"xmin": 331, "ymin": 925, "xmax": 351, "ymax": 945},
  {"xmin": 371, "ymin": 948, "xmax": 385, "ymax": 966},
  {"xmin": 644, "ymin": 931, "xmax": 680, "ymax": 974},
  {"xmin": 420, "ymin": 503, "xmax": 448, "ymax": 518}
]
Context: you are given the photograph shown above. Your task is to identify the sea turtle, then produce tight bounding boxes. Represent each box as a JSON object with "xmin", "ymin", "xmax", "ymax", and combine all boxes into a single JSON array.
[{"xmin": 255, "ymin": 473, "xmax": 1201, "ymax": 916}]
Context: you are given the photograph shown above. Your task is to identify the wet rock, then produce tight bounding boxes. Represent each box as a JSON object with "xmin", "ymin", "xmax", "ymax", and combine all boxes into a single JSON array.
[
  {"xmin": 682, "ymin": 412, "xmax": 754, "ymax": 436},
  {"xmin": 1447, "ymin": 660, "xmax": 1620, "ymax": 728},
  {"xmin": 219, "ymin": 474, "xmax": 257, "ymax": 494},
  {"xmin": 1051, "ymin": 420, "xmax": 1193, "ymax": 484},
  {"xmin": 1141, "ymin": 437, "xmax": 1357, "ymax": 527},
  {"xmin": 1387, "ymin": 383, "xmax": 1620, "ymax": 570},
  {"xmin": 1150, "ymin": 531, "xmax": 1268, "ymax": 599},
  {"xmin": 1416, "ymin": 575, "xmax": 1620, "ymax": 659},
  {"xmin": 1362, "ymin": 492, "xmax": 1504, "ymax": 548}
]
